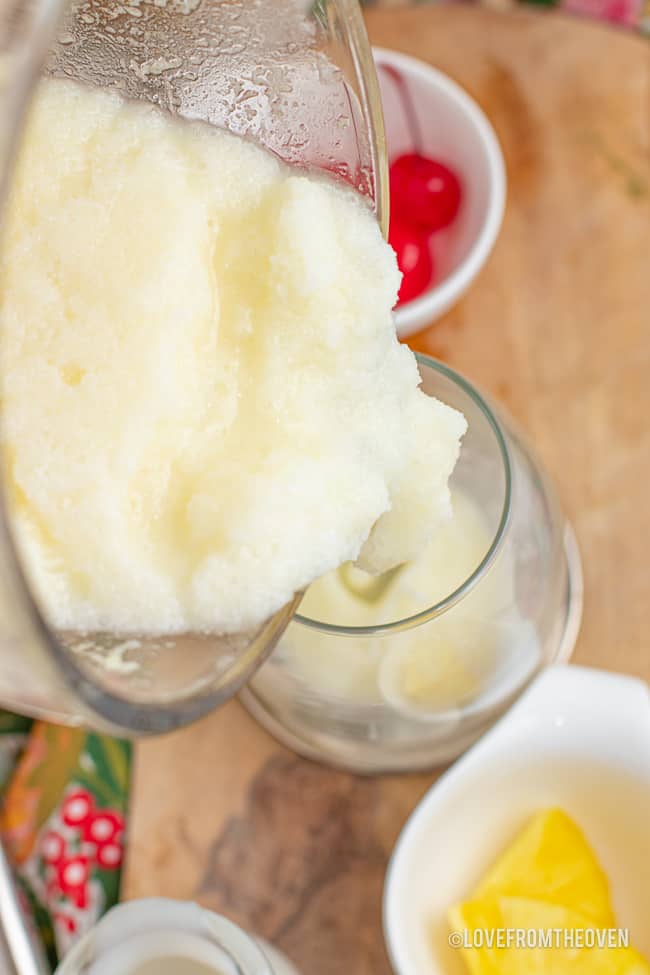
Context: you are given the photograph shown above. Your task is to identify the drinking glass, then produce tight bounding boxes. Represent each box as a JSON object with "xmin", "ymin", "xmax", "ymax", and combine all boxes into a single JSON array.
[
  {"xmin": 54, "ymin": 899, "xmax": 300, "ymax": 975},
  {"xmin": 0, "ymin": 0, "xmax": 387, "ymax": 733},
  {"xmin": 242, "ymin": 354, "xmax": 584, "ymax": 772}
]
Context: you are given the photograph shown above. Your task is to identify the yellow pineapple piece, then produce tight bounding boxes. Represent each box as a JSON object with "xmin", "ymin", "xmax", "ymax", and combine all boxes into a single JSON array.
[
  {"xmin": 448, "ymin": 897, "xmax": 650, "ymax": 975},
  {"xmin": 473, "ymin": 808, "xmax": 614, "ymax": 925}
]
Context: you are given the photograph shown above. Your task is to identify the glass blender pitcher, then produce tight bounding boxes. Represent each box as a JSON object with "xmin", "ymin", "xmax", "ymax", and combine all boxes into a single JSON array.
[{"xmin": 0, "ymin": 0, "xmax": 388, "ymax": 734}]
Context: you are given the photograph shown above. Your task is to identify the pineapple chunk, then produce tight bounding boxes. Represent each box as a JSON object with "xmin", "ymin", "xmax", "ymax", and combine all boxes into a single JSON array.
[
  {"xmin": 448, "ymin": 897, "xmax": 650, "ymax": 975},
  {"xmin": 447, "ymin": 809, "xmax": 649, "ymax": 975},
  {"xmin": 474, "ymin": 808, "xmax": 614, "ymax": 924}
]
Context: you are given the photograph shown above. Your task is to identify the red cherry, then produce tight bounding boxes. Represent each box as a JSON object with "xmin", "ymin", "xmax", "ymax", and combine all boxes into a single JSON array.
[
  {"xmin": 390, "ymin": 154, "xmax": 462, "ymax": 233},
  {"xmin": 389, "ymin": 219, "xmax": 434, "ymax": 306}
]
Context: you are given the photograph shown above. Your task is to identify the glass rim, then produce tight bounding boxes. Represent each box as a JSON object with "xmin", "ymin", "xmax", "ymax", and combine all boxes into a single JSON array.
[
  {"xmin": 294, "ymin": 353, "xmax": 513, "ymax": 636},
  {"xmin": 336, "ymin": 0, "xmax": 389, "ymax": 238}
]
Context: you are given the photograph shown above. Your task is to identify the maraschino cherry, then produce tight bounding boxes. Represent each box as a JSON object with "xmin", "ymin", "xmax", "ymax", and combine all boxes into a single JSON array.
[
  {"xmin": 390, "ymin": 153, "xmax": 461, "ymax": 233},
  {"xmin": 381, "ymin": 62, "xmax": 463, "ymax": 307},
  {"xmin": 388, "ymin": 219, "xmax": 433, "ymax": 305}
]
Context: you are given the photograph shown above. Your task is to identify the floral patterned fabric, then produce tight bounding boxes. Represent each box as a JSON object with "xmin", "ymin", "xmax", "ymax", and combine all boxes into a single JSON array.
[
  {"xmin": 0, "ymin": 714, "xmax": 130, "ymax": 971},
  {"xmin": 479, "ymin": 0, "xmax": 650, "ymax": 31},
  {"xmin": 365, "ymin": 0, "xmax": 650, "ymax": 35}
]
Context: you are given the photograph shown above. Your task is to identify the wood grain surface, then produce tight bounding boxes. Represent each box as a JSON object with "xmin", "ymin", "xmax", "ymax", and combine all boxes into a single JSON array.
[{"xmin": 125, "ymin": 8, "xmax": 650, "ymax": 974}]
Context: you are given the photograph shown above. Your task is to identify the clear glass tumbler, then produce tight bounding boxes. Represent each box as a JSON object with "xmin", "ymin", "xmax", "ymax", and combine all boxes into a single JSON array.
[
  {"xmin": 0, "ymin": 0, "xmax": 387, "ymax": 733},
  {"xmin": 242, "ymin": 354, "xmax": 583, "ymax": 772}
]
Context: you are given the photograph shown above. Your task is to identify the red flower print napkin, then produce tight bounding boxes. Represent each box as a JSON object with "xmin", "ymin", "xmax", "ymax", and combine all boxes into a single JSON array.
[{"xmin": 0, "ymin": 713, "xmax": 131, "ymax": 971}]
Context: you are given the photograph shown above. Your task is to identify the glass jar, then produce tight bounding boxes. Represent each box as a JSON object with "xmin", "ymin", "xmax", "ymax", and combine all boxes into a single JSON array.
[
  {"xmin": 0, "ymin": 0, "xmax": 388, "ymax": 734},
  {"xmin": 242, "ymin": 354, "xmax": 583, "ymax": 772},
  {"xmin": 54, "ymin": 899, "xmax": 300, "ymax": 975}
]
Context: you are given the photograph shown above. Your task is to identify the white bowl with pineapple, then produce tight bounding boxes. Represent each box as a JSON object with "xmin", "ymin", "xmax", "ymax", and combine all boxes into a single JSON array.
[{"xmin": 383, "ymin": 665, "xmax": 650, "ymax": 975}]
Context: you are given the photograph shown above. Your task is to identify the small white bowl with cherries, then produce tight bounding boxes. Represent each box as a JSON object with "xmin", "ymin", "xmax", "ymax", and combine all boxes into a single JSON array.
[{"xmin": 375, "ymin": 48, "xmax": 506, "ymax": 339}]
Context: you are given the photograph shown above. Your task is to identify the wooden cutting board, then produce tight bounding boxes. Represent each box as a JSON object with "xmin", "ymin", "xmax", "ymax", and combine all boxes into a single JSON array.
[{"xmin": 125, "ymin": 7, "xmax": 650, "ymax": 974}]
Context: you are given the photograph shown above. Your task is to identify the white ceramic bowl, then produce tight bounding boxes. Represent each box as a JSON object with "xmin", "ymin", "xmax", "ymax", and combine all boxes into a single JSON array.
[
  {"xmin": 383, "ymin": 665, "xmax": 650, "ymax": 975},
  {"xmin": 374, "ymin": 48, "xmax": 506, "ymax": 339}
]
